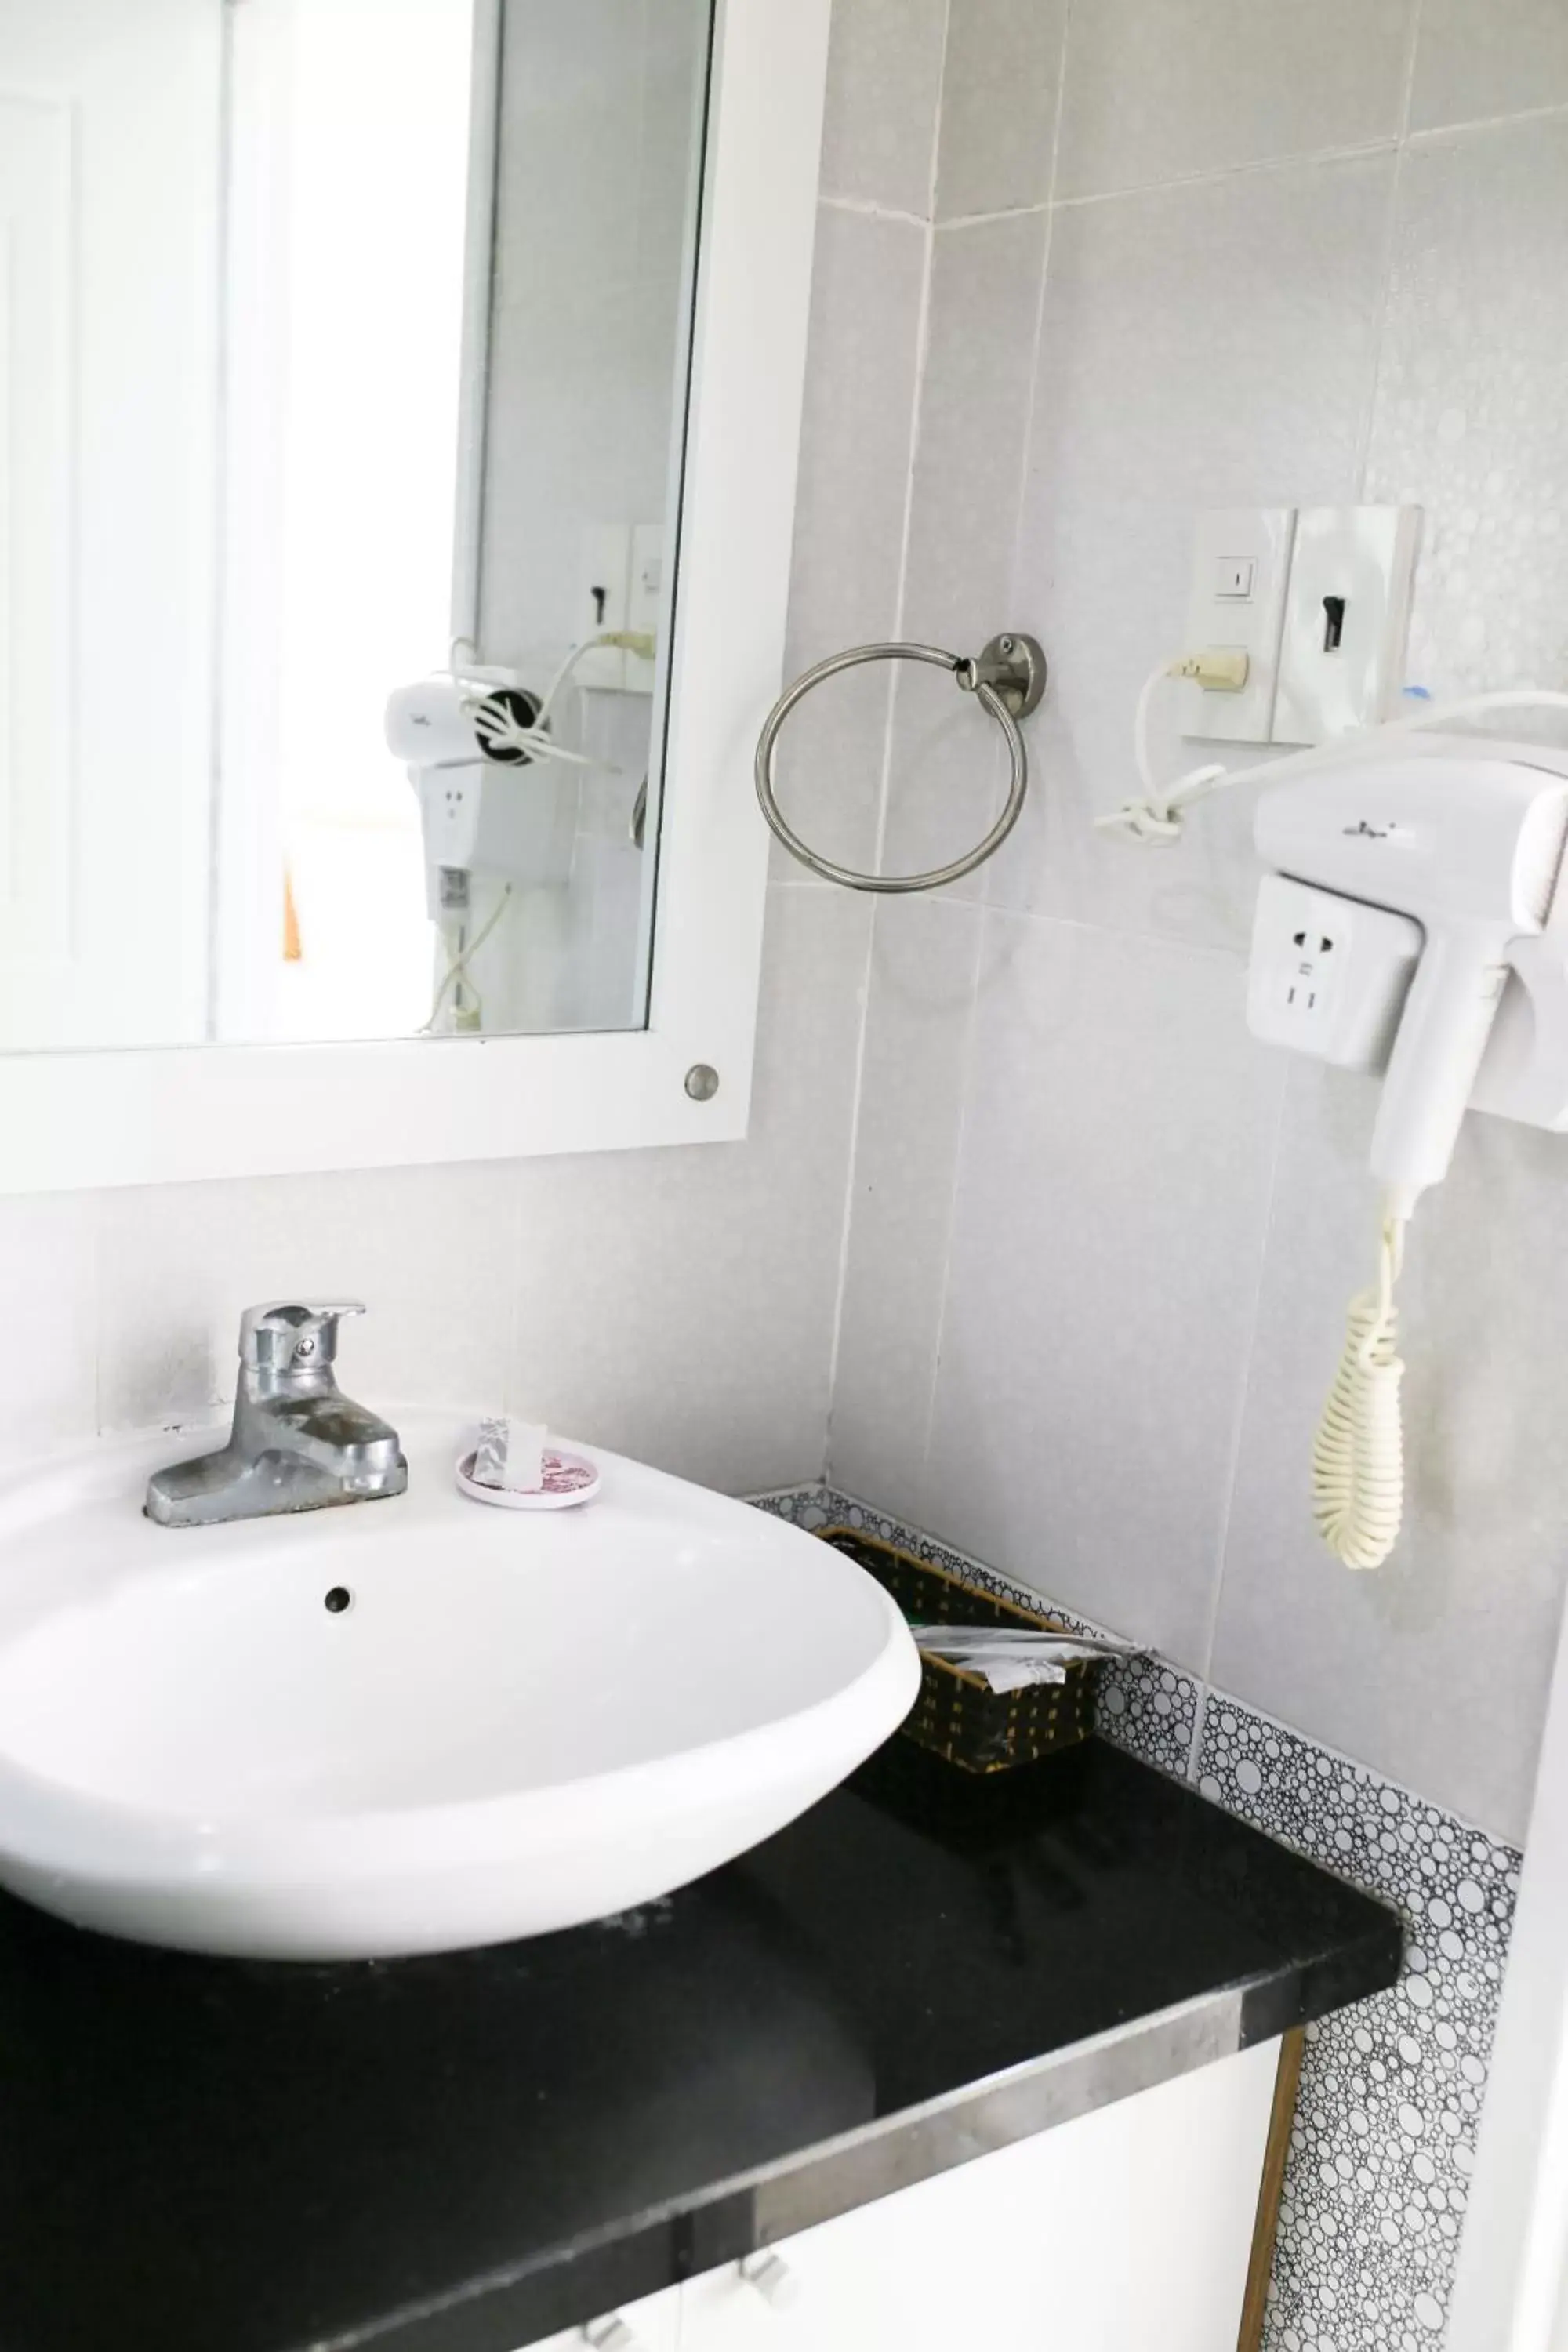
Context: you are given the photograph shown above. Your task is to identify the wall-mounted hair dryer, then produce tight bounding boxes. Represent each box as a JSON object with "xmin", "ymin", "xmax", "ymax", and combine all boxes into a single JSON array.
[
  {"xmin": 1254, "ymin": 747, "xmax": 1568, "ymax": 1211},
  {"xmin": 1247, "ymin": 737, "xmax": 1568, "ymax": 1569},
  {"xmin": 1103, "ymin": 585, "xmax": 1568, "ymax": 1572}
]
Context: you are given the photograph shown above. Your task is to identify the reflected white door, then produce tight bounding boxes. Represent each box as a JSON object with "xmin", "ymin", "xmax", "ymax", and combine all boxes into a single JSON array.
[{"xmin": 0, "ymin": 0, "xmax": 220, "ymax": 1050}]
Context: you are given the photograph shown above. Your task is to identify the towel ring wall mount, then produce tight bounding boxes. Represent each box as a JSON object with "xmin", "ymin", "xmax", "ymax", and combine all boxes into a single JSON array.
[{"xmin": 754, "ymin": 632, "xmax": 1047, "ymax": 894}]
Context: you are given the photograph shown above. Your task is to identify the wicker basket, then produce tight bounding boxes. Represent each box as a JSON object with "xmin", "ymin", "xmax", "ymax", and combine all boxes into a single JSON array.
[{"xmin": 818, "ymin": 1528, "xmax": 1098, "ymax": 1775}]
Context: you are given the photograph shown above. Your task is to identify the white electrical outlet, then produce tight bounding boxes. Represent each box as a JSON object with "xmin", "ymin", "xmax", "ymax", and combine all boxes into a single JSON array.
[
  {"xmin": 1181, "ymin": 507, "xmax": 1297, "ymax": 745},
  {"xmin": 573, "ymin": 524, "xmax": 632, "ymax": 691},
  {"xmin": 1247, "ymin": 875, "xmax": 1423, "ymax": 1069},
  {"xmin": 1272, "ymin": 505, "xmax": 1421, "ymax": 746}
]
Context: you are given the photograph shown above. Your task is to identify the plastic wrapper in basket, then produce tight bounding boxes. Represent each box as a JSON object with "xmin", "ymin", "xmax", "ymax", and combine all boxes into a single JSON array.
[{"xmin": 818, "ymin": 1528, "xmax": 1099, "ymax": 1775}]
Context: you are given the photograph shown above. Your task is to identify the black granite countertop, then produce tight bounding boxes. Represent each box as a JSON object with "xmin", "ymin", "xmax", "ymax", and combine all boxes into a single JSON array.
[{"xmin": 0, "ymin": 1737, "xmax": 1401, "ymax": 2352}]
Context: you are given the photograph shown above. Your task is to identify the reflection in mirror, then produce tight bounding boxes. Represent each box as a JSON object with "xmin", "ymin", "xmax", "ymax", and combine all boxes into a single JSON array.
[{"xmin": 1, "ymin": 0, "xmax": 711, "ymax": 1053}]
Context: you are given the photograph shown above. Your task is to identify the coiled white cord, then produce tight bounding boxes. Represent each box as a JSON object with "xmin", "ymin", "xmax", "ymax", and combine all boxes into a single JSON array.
[
  {"xmin": 424, "ymin": 882, "xmax": 514, "ymax": 1033},
  {"xmin": 447, "ymin": 632, "xmax": 657, "ymax": 769},
  {"xmin": 1312, "ymin": 1206, "xmax": 1408, "ymax": 1571},
  {"xmin": 1104, "ymin": 665, "xmax": 1568, "ymax": 1570},
  {"xmin": 1102, "ymin": 674, "xmax": 1568, "ymax": 844}
]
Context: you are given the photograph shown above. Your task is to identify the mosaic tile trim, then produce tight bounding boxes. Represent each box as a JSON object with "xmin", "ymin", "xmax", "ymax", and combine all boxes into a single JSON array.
[
  {"xmin": 752, "ymin": 1484, "xmax": 1201, "ymax": 1781},
  {"xmin": 1198, "ymin": 1700, "xmax": 1519, "ymax": 2352},
  {"xmin": 750, "ymin": 1484, "xmax": 1521, "ymax": 2352}
]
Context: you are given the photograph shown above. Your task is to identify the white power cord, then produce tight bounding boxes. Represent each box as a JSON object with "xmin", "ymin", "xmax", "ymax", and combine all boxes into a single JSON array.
[
  {"xmin": 424, "ymin": 883, "xmax": 513, "ymax": 1033},
  {"xmin": 1312, "ymin": 1204, "xmax": 1408, "ymax": 1571},
  {"xmin": 1103, "ymin": 672, "xmax": 1568, "ymax": 844}
]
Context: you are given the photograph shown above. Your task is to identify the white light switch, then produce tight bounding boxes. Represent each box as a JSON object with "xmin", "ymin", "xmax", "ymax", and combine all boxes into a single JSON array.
[
  {"xmin": 1181, "ymin": 508, "xmax": 1296, "ymax": 745},
  {"xmin": 1272, "ymin": 505, "xmax": 1421, "ymax": 746}
]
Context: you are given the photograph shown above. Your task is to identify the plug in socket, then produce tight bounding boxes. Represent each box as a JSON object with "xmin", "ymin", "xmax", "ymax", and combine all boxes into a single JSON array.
[{"xmin": 1181, "ymin": 507, "xmax": 1296, "ymax": 745}]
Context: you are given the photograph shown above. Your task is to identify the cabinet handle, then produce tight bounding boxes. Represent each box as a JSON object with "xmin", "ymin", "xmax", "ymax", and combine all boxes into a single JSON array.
[
  {"xmin": 739, "ymin": 2251, "xmax": 803, "ymax": 2313},
  {"xmin": 581, "ymin": 2316, "xmax": 643, "ymax": 2351}
]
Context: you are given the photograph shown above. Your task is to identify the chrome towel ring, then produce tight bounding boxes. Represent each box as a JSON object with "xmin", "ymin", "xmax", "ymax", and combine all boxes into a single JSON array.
[{"xmin": 754, "ymin": 632, "xmax": 1047, "ymax": 893}]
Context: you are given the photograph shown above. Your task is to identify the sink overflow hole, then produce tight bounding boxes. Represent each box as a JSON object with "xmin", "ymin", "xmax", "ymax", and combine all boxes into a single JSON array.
[{"xmin": 324, "ymin": 1586, "xmax": 354, "ymax": 1614}]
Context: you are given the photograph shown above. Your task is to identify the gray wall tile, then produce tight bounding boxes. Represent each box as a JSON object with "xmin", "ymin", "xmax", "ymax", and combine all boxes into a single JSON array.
[
  {"xmin": 920, "ymin": 918, "xmax": 1285, "ymax": 1665},
  {"xmin": 774, "ymin": 202, "xmax": 928, "ymax": 884},
  {"xmin": 1002, "ymin": 157, "xmax": 1393, "ymax": 950},
  {"xmin": 934, "ymin": 0, "xmax": 1068, "ymax": 222},
  {"xmin": 1054, "ymin": 0, "xmax": 1415, "ymax": 200},
  {"xmin": 96, "ymin": 1162, "xmax": 524, "ymax": 1436},
  {"xmin": 1210, "ymin": 1065, "xmax": 1568, "ymax": 1848},
  {"xmin": 829, "ymin": 898, "xmax": 982, "ymax": 1503},
  {"xmin": 818, "ymin": 0, "xmax": 948, "ymax": 216},
  {"xmin": 1411, "ymin": 0, "xmax": 1568, "ymax": 132},
  {"xmin": 881, "ymin": 210, "xmax": 1049, "ymax": 894},
  {"xmin": 1366, "ymin": 114, "xmax": 1568, "ymax": 698},
  {"xmin": 506, "ymin": 884, "xmax": 871, "ymax": 1496}
]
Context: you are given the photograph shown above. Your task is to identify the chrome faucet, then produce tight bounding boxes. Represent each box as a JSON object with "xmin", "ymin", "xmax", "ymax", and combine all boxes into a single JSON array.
[{"xmin": 145, "ymin": 1302, "xmax": 408, "ymax": 1529}]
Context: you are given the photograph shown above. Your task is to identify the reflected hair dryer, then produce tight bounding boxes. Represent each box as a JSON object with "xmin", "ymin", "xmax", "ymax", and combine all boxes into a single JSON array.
[{"xmin": 1251, "ymin": 741, "xmax": 1568, "ymax": 1570}]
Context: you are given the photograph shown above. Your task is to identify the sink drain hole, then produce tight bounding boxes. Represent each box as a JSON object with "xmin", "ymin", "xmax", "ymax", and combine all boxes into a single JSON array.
[{"xmin": 324, "ymin": 1586, "xmax": 354, "ymax": 1614}]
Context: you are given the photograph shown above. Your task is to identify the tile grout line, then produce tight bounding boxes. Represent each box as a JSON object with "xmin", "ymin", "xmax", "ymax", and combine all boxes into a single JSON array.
[
  {"xmin": 892, "ymin": 103, "xmax": 1568, "ymax": 237},
  {"xmin": 887, "ymin": 0, "xmax": 976, "ymax": 1516},
  {"xmin": 821, "ymin": 0, "xmax": 953, "ymax": 1490},
  {"xmin": 1041, "ymin": 91, "xmax": 1568, "ymax": 216},
  {"xmin": 818, "ymin": 894, "xmax": 877, "ymax": 1486},
  {"xmin": 818, "ymin": 191, "xmax": 928, "ymax": 230},
  {"xmin": 1405, "ymin": 94, "xmax": 1568, "ymax": 143},
  {"xmin": 1350, "ymin": 0, "xmax": 1425, "ymax": 501},
  {"xmin": 1183, "ymin": 1686, "xmax": 1210, "ymax": 1785},
  {"xmin": 1053, "ymin": 133, "xmax": 1403, "ymax": 210},
  {"xmin": 927, "ymin": 9, "xmax": 1083, "ymax": 1514},
  {"xmin": 909, "ymin": 903, "xmax": 987, "ymax": 1512},
  {"xmin": 935, "ymin": 198, "xmax": 1051, "ymax": 234},
  {"xmin": 1400, "ymin": 0, "xmax": 1428, "ymax": 142}
]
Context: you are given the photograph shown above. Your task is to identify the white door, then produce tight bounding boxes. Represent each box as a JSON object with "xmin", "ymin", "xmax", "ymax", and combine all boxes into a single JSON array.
[
  {"xmin": 0, "ymin": 0, "xmax": 220, "ymax": 1049},
  {"xmin": 681, "ymin": 2041, "xmax": 1279, "ymax": 2352}
]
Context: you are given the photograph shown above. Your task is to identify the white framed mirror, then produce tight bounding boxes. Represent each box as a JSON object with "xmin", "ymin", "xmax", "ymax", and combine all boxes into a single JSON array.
[{"xmin": 0, "ymin": 0, "xmax": 829, "ymax": 1189}]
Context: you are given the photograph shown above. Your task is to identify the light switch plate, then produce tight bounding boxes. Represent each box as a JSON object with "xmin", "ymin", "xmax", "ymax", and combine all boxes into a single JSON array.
[
  {"xmin": 1272, "ymin": 505, "xmax": 1421, "ymax": 746},
  {"xmin": 573, "ymin": 524, "xmax": 632, "ymax": 691},
  {"xmin": 1181, "ymin": 507, "xmax": 1296, "ymax": 745}
]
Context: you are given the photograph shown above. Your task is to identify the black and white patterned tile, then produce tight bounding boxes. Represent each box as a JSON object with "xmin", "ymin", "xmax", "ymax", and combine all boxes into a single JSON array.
[
  {"xmin": 750, "ymin": 1486, "xmax": 1523, "ymax": 2350},
  {"xmin": 1197, "ymin": 1700, "xmax": 1519, "ymax": 2351},
  {"xmin": 1094, "ymin": 1653, "xmax": 1204, "ymax": 1784}
]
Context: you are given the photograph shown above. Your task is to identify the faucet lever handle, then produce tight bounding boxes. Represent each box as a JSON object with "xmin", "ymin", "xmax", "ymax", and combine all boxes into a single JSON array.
[{"xmin": 239, "ymin": 1301, "xmax": 366, "ymax": 1373}]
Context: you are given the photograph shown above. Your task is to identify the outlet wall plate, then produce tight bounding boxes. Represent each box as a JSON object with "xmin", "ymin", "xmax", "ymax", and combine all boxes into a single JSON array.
[
  {"xmin": 1181, "ymin": 506, "xmax": 1296, "ymax": 745},
  {"xmin": 1247, "ymin": 874, "xmax": 1423, "ymax": 1069},
  {"xmin": 1272, "ymin": 506, "xmax": 1421, "ymax": 747}
]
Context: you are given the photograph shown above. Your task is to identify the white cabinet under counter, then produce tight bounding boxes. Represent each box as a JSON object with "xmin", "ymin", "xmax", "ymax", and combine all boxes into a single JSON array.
[
  {"xmin": 539, "ymin": 2040, "xmax": 1280, "ymax": 2352},
  {"xmin": 521, "ymin": 2290, "xmax": 682, "ymax": 2352}
]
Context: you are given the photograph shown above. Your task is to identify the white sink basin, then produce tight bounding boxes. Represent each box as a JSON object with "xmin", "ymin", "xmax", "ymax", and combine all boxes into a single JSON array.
[{"xmin": 0, "ymin": 1417, "xmax": 917, "ymax": 1960}]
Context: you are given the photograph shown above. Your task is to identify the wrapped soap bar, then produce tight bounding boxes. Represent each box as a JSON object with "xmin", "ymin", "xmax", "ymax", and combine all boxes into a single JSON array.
[{"xmin": 471, "ymin": 1417, "xmax": 547, "ymax": 1494}]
